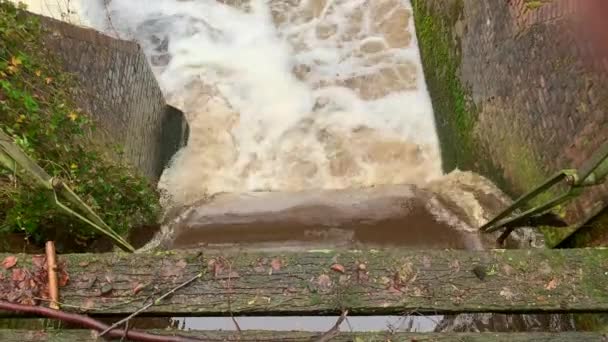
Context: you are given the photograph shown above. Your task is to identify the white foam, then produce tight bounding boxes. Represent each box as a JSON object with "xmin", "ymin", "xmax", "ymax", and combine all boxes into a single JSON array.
[{"xmin": 86, "ymin": 0, "xmax": 443, "ymax": 208}]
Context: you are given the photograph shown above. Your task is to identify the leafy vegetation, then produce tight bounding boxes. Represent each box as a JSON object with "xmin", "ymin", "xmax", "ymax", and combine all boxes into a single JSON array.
[{"xmin": 0, "ymin": 1, "xmax": 160, "ymax": 246}]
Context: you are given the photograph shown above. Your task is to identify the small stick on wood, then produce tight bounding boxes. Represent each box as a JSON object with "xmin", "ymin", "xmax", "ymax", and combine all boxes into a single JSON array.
[
  {"xmin": 98, "ymin": 271, "xmax": 204, "ymax": 338},
  {"xmin": 227, "ymin": 257, "xmax": 242, "ymax": 334},
  {"xmin": 315, "ymin": 310, "xmax": 348, "ymax": 342},
  {"xmin": 45, "ymin": 241, "xmax": 59, "ymax": 310}
]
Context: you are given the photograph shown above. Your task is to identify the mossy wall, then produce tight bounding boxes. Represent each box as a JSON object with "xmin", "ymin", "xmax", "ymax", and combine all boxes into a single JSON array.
[{"xmin": 412, "ymin": 0, "xmax": 608, "ymax": 246}]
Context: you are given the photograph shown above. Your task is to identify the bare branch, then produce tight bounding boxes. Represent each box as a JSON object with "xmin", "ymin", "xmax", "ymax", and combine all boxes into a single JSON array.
[
  {"xmin": 0, "ymin": 301, "xmax": 204, "ymax": 342},
  {"xmin": 99, "ymin": 271, "xmax": 204, "ymax": 337},
  {"xmin": 315, "ymin": 310, "xmax": 348, "ymax": 342}
]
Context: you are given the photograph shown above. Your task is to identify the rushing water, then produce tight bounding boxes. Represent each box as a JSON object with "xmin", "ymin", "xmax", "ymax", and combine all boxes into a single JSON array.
[{"xmin": 85, "ymin": 0, "xmax": 442, "ymax": 208}]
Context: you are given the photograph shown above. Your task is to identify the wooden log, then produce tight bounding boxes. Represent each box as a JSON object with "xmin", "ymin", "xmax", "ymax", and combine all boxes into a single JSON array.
[
  {"xmin": 0, "ymin": 329, "xmax": 604, "ymax": 342},
  {"xmin": 1, "ymin": 248, "xmax": 607, "ymax": 315}
]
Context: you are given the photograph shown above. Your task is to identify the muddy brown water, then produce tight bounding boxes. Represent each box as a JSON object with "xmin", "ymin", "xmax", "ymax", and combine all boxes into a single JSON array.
[{"xmin": 148, "ymin": 183, "xmax": 499, "ymax": 251}]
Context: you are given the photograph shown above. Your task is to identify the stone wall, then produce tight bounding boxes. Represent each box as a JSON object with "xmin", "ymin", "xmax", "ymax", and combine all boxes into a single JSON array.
[
  {"xmin": 38, "ymin": 15, "xmax": 188, "ymax": 181},
  {"xmin": 413, "ymin": 0, "xmax": 608, "ymax": 246}
]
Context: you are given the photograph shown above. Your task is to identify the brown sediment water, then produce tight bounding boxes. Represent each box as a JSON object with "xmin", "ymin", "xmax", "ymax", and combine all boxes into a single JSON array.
[{"xmin": 167, "ymin": 185, "xmax": 484, "ymax": 250}]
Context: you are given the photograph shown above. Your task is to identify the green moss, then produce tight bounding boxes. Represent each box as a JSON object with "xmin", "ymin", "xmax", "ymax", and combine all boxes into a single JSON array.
[
  {"xmin": 560, "ymin": 208, "xmax": 608, "ymax": 248},
  {"xmin": 0, "ymin": 1, "xmax": 160, "ymax": 248},
  {"xmin": 524, "ymin": 0, "xmax": 553, "ymax": 10},
  {"xmin": 412, "ymin": 0, "xmax": 573, "ymax": 247},
  {"xmin": 413, "ymin": 0, "xmax": 476, "ymax": 172}
]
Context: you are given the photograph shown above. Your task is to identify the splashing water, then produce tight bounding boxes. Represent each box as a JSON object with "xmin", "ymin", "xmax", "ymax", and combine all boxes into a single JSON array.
[{"xmin": 85, "ymin": 0, "xmax": 442, "ymax": 208}]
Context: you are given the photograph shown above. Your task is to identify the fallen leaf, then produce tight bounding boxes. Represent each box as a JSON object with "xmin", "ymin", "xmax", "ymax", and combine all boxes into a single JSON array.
[
  {"xmin": 10, "ymin": 56, "xmax": 22, "ymax": 67},
  {"xmin": 316, "ymin": 274, "xmax": 332, "ymax": 290},
  {"xmin": 100, "ymin": 283, "xmax": 113, "ymax": 295},
  {"xmin": 330, "ymin": 263, "xmax": 345, "ymax": 273},
  {"xmin": 379, "ymin": 276, "xmax": 391, "ymax": 285},
  {"xmin": 176, "ymin": 259, "xmax": 188, "ymax": 269},
  {"xmin": 83, "ymin": 298, "xmax": 95, "ymax": 310},
  {"xmin": 45, "ymin": 77, "xmax": 53, "ymax": 84},
  {"xmin": 2, "ymin": 256, "xmax": 17, "ymax": 269},
  {"xmin": 79, "ymin": 261, "xmax": 89, "ymax": 267},
  {"xmin": 34, "ymin": 69, "xmax": 42, "ymax": 76},
  {"xmin": 449, "ymin": 259, "xmax": 461, "ymax": 272},
  {"xmin": 58, "ymin": 270, "xmax": 69, "ymax": 287},
  {"xmin": 132, "ymin": 283, "xmax": 145, "ymax": 295},
  {"xmin": 270, "ymin": 258, "xmax": 282, "ymax": 271},
  {"xmin": 545, "ymin": 278, "xmax": 558, "ymax": 290},
  {"xmin": 20, "ymin": 297, "xmax": 36, "ymax": 306},
  {"xmin": 500, "ymin": 288, "xmax": 514, "ymax": 300},
  {"xmin": 31, "ymin": 255, "xmax": 46, "ymax": 268},
  {"xmin": 12, "ymin": 268, "xmax": 26, "ymax": 281},
  {"xmin": 422, "ymin": 255, "xmax": 432, "ymax": 268}
]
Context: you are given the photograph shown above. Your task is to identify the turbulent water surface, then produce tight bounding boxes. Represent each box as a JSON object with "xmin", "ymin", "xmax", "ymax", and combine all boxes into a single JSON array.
[{"xmin": 87, "ymin": 0, "xmax": 442, "ymax": 207}]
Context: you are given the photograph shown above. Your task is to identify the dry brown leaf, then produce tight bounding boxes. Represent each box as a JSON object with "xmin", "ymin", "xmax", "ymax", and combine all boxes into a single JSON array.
[
  {"xmin": 132, "ymin": 282, "xmax": 145, "ymax": 295},
  {"xmin": 12, "ymin": 268, "xmax": 26, "ymax": 282},
  {"xmin": 422, "ymin": 255, "xmax": 432, "ymax": 268},
  {"xmin": 2, "ymin": 256, "xmax": 17, "ymax": 269},
  {"xmin": 500, "ymin": 288, "xmax": 514, "ymax": 300},
  {"xmin": 176, "ymin": 259, "xmax": 188, "ymax": 269},
  {"xmin": 31, "ymin": 255, "xmax": 45, "ymax": 269},
  {"xmin": 545, "ymin": 278, "xmax": 558, "ymax": 290},
  {"xmin": 270, "ymin": 258, "xmax": 282, "ymax": 271},
  {"xmin": 58, "ymin": 270, "xmax": 69, "ymax": 287},
  {"xmin": 330, "ymin": 263, "xmax": 345, "ymax": 273},
  {"xmin": 10, "ymin": 56, "xmax": 22, "ymax": 66},
  {"xmin": 83, "ymin": 298, "xmax": 96, "ymax": 310},
  {"xmin": 317, "ymin": 274, "xmax": 332, "ymax": 290}
]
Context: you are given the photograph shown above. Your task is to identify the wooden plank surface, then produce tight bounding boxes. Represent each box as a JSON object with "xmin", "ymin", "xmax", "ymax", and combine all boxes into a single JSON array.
[
  {"xmin": 1, "ymin": 248, "xmax": 607, "ymax": 315},
  {"xmin": 0, "ymin": 329, "xmax": 605, "ymax": 342}
]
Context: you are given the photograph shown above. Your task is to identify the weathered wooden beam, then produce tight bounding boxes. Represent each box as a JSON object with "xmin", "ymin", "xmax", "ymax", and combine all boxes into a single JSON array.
[
  {"xmin": 0, "ymin": 330, "xmax": 604, "ymax": 341},
  {"xmin": 1, "ymin": 248, "xmax": 607, "ymax": 315}
]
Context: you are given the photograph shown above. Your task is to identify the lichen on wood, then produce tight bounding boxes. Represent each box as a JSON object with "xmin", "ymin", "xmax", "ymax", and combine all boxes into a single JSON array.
[{"xmin": 1, "ymin": 248, "xmax": 607, "ymax": 315}]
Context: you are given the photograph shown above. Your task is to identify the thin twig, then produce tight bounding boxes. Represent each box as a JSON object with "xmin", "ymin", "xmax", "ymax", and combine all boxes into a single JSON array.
[
  {"xmin": 120, "ymin": 320, "xmax": 129, "ymax": 342},
  {"xmin": 98, "ymin": 271, "xmax": 204, "ymax": 337},
  {"xmin": 0, "ymin": 301, "xmax": 204, "ymax": 342},
  {"xmin": 315, "ymin": 310, "xmax": 348, "ymax": 342},
  {"xmin": 45, "ymin": 241, "xmax": 59, "ymax": 310},
  {"xmin": 226, "ymin": 255, "xmax": 242, "ymax": 334}
]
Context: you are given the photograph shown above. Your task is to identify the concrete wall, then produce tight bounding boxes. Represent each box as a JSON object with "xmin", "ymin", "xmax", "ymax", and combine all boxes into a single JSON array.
[
  {"xmin": 38, "ymin": 14, "xmax": 188, "ymax": 181},
  {"xmin": 413, "ymin": 0, "xmax": 608, "ymax": 246}
]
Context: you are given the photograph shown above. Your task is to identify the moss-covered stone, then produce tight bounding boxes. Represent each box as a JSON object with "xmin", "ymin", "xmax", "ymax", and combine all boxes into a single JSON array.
[{"xmin": 413, "ymin": 0, "xmax": 476, "ymax": 172}]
